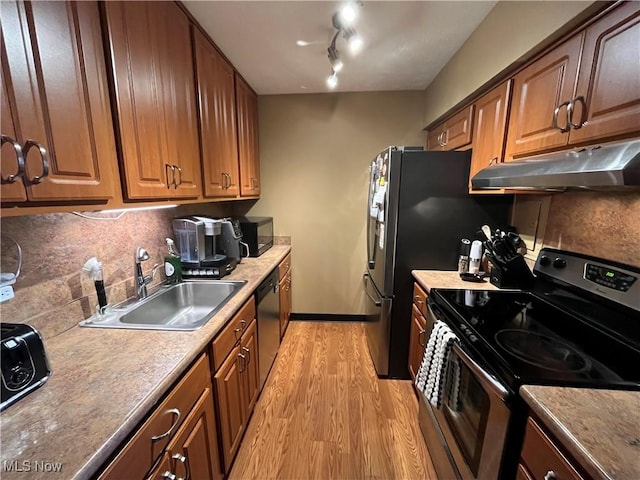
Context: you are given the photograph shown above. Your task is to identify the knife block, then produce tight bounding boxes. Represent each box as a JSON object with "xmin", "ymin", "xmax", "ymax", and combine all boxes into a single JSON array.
[{"xmin": 489, "ymin": 255, "xmax": 535, "ymax": 289}]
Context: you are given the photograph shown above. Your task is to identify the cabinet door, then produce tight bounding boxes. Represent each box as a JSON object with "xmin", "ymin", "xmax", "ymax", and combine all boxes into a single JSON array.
[
  {"xmin": 505, "ymin": 34, "xmax": 583, "ymax": 158},
  {"xmin": 469, "ymin": 81, "xmax": 512, "ymax": 190},
  {"xmin": 426, "ymin": 127, "xmax": 445, "ymax": 151},
  {"xmin": 1, "ymin": 60, "xmax": 27, "ymax": 202},
  {"xmin": 167, "ymin": 388, "xmax": 223, "ymax": 480},
  {"xmin": 279, "ymin": 271, "xmax": 291, "ymax": 339},
  {"xmin": 568, "ymin": 2, "xmax": 640, "ymax": 144},
  {"xmin": 194, "ymin": 29, "xmax": 240, "ymax": 198},
  {"xmin": 1, "ymin": 1, "xmax": 118, "ymax": 202},
  {"xmin": 159, "ymin": 2, "xmax": 200, "ymax": 199},
  {"xmin": 104, "ymin": 1, "xmax": 170, "ymax": 199},
  {"xmin": 241, "ymin": 319, "xmax": 260, "ymax": 414},
  {"xmin": 443, "ymin": 105, "xmax": 474, "ymax": 151},
  {"xmin": 214, "ymin": 344, "xmax": 246, "ymax": 472},
  {"xmin": 236, "ymin": 75, "xmax": 260, "ymax": 197},
  {"xmin": 408, "ymin": 305, "xmax": 427, "ymax": 382}
]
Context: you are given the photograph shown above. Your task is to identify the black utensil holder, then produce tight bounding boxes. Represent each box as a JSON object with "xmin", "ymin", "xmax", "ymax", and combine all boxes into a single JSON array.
[{"xmin": 489, "ymin": 256, "xmax": 534, "ymax": 289}]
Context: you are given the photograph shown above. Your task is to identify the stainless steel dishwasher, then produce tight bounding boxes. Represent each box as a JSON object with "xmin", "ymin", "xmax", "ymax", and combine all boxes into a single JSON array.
[{"xmin": 256, "ymin": 269, "xmax": 280, "ymax": 389}]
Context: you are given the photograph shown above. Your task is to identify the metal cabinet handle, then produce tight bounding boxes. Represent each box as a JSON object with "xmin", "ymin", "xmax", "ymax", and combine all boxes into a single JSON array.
[
  {"xmin": 174, "ymin": 166, "xmax": 182, "ymax": 188},
  {"xmin": 413, "ymin": 295, "xmax": 423, "ymax": 305},
  {"xmin": 221, "ymin": 172, "xmax": 227, "ymax": 189},
  {"xmin": 162, "ymin": 472, "xmax": 177, "ymax": 480},
  {"xmin": 242, "ymin": 346, "xmax": 251, "ymax": 365},
  {"xmin": 544, "ymin": 471, "xmax": 557, "ymax": 480},
  {"xmin": 489, "ymin": 157, "xmax": 498, "ymax": 166},
  {"xmin": 441, "ymin": 131, "xmax": 447, "ymax": 147},
  {"xmin": 238, "ymin": 352, "xmax": 246, "ymax": 373},
  {"xmin": 172, "ymin": 453, "xmax": 190, "ymax": 480},
  {"xmin": 418, "ymin": 328, "xmax": 426, "ymax": 348},
  {"xmin": 568, "ymin": 95, "xmax": 586, "ymax": 129},
  {"xmin": 166, "ymin": 164, "xmax": 175, "ymax": 189},
  {"xmin": 1, "ymin": 135, "xmax": 25, "ymax": 184},
  {"xmin": 552, "ymin": 101, "xmax": 571, "ymax": 133},
  {"xmin": 151, "ymin": 408, "xmax": 181, "ymax": 442},
  {"xmin": 22, "ymin": 140, "xmax": 49, "ymax": 185}
]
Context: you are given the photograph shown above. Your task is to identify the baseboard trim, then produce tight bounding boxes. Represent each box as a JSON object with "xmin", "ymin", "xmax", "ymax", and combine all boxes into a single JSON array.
[{"xmin": 290, "ymin": 313, "xmax": 366, "ymax": 322}]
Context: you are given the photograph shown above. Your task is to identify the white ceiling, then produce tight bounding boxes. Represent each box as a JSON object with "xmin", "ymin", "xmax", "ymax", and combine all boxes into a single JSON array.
[{"xmin": 182, "ymin": 1, "xmax": 497, "ymax": 95}]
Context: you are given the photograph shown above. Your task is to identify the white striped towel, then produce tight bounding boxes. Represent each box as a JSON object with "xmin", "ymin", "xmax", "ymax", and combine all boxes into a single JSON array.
[{"xmin": 415, "ymin": 320, "xmax": 459, "ymax": 408}]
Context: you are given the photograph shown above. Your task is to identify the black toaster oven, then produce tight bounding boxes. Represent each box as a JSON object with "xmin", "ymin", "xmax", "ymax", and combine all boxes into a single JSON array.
[
  {"xmin": 237, "ymin": 216, "xmax": 273, "ymax": 257},
  {"xmin": 1, "ymin": 323, "xmax": 51, "ymax": 411}
]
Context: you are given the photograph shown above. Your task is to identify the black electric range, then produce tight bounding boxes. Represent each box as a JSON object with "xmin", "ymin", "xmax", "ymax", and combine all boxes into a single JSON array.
[{"xmin": 429, "ymin": 248, "xmax": 640, "ymax": 395}]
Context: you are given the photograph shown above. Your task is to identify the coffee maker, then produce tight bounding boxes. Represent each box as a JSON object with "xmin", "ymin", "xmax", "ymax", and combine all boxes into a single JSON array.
[{"xmin": 171, "ymin": 217, "xmax": 231, "ymax": 279}]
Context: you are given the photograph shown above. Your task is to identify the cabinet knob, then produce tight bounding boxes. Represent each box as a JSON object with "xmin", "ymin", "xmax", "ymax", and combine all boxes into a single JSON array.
[
  {"xmin": 1, "ymin": 135, "xmax": 26, "ymax": 184},
  {"xmin": 544, "ymin": 471, "xmax": 557, "ymax": 480}
]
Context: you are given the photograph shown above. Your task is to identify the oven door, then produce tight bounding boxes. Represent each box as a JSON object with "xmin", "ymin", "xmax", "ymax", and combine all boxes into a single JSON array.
[{"xmin": 427, "ymin": 304, "xmax": 512, "ymax": 480}]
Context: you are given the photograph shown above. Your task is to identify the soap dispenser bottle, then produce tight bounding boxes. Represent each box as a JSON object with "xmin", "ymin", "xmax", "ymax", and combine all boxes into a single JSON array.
[{"xmin": 164, "ymin": 238, "xmax": 182, "ymax": 284}]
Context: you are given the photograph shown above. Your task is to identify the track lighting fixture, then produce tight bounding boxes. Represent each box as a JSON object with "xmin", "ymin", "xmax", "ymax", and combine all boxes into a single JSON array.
[{"xmin": 325, "ymin": 2, "xmax": 364, "ymax": 90}]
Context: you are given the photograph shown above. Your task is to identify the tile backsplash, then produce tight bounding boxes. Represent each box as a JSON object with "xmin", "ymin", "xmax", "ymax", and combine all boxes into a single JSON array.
[{"xmin": 0, "ymin": 203, "xmax": 237, "ymax": 340}]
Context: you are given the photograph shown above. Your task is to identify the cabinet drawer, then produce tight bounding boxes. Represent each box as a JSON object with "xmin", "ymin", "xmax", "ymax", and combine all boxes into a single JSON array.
[
  {"xmin": 413, "ymin": 283, "xmax": 428, "ymax": 317},
  {"xmin": 212, "ymin": 297, "xmax": 256, "ymax": 372},
  {"xmin": 521, "ymin": 417, "xmax": 583, "ymax": 480},
  {"xmin": 100, "ymin": 354, "xmax": 211, "ymax": 480},
  {"xmin": 278, "ymin": 253, "xmax": 291, "ymax": 278}
]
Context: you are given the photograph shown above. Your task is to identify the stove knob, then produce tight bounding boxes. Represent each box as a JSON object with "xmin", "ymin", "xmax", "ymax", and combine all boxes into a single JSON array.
[
  {"xmin": 539, "ymin": 255, "xmax": 551, "ymax": 266},
  {"xmin": 553, "ymin": 257, "xmax": 567, "ymax": 269}
]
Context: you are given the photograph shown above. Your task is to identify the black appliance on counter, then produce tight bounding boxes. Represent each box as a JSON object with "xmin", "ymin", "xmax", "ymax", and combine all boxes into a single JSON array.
[
  {"xmin": 363, "ymin": 146, "xmax": 512, "ymax": 378},
  {"xmin": 419, "ymin": 248, "xmax": 640, "ymax": 479},
  {"xmin": 1, "ymin": 323, "xmax": 51, "ymax": 411},
  {"xmin": 237, "ymin": 217, "xmax": 273, "ymax": 257}
]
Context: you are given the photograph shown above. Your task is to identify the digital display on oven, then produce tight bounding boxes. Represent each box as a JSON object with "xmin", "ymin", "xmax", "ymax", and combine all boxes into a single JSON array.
[{"xmin": 585, "ymin": 263, "xmax": 637, "ymax": 292}]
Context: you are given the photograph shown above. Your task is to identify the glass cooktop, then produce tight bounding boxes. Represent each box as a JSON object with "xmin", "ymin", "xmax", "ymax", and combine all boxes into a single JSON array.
[{"xmin": 430, "ymin": 288, "xmax": 640, "ymax": 391}]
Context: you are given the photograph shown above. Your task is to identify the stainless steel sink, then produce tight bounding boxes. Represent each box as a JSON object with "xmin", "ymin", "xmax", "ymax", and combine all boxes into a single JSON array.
[{"xmin": 79, "ymin": 280, "xmax": 247, "ymax": 331}]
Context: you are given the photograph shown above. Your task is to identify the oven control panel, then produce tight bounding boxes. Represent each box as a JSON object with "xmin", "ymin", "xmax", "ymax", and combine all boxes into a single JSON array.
[
  {"xmin": 584, "ymin": 264, "xmax": 637, "ymax": 292},
  {"xmin": 534, "ymin": 248, "xmax": 640, "ymax": 312}
]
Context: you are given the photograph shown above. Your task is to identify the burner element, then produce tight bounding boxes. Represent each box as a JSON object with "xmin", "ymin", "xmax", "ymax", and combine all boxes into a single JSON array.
[{"xmin": 495, "ymin": 329, "xmax": 591, "ymax": 373}]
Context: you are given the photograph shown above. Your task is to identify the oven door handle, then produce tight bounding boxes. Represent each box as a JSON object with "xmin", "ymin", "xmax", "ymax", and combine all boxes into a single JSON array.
[{"xmin": 452, "ymin": 343, "xmax": 509, "ymax": 401}]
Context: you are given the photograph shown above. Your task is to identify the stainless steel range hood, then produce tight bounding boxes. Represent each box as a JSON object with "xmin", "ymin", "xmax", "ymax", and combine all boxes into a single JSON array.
[{"xmin": 471, "ymin": 140, "xmax": 640, "ymax": 191}]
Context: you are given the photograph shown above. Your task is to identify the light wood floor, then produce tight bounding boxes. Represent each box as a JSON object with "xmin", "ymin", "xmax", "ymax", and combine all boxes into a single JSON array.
[{"xmin": 229, "ymin": 321, "xmax": 437, "ymax": 480}]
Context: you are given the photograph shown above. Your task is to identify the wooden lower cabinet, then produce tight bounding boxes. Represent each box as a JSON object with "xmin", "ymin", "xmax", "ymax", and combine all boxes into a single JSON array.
[
  {"xmin": 213, "ymin": 316, "xmax": 259, "ymax": 473},
  {"xmin": 99, "ymin": 354, "xmax": 221, "ymax": 480},
  {"xmin": 279, "ymin": 269, "xmax": 292, "ymax": 339},
  {"xmin": 519, "ymin": 416, "xmax": 584, "ymax": 480},
  {"xmin": 166, "ymin": 388, "xmax": 223, "ymax": 480},
  {"xmin": 408, "ymin": 305, "xmax": 427, "ymax": 382}
]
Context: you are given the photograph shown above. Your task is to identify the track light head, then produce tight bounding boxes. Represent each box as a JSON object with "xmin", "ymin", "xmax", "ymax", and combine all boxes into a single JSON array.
[
  {"xmin": 343, "ymin": 28, "xmax": 363, "ymax": 55},
  {"xmin": 326, "ymin": 71, "xmax": 338, "ymax": 89}
]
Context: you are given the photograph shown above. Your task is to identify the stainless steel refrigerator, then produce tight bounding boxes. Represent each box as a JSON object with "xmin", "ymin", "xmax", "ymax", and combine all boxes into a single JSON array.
[{"xmin": 363, "ymin": 146, "xmax": 512, "ymax": 378}]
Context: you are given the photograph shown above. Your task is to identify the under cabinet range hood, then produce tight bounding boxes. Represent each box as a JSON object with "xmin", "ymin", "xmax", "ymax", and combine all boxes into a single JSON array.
[{"xmin": 471, "ymin": 140, "xmax": 640, "ymax": 191}]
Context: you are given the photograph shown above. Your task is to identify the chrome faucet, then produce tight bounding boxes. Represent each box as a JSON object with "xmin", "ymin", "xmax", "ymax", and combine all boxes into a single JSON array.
[{"xmin": 134, "ymin": 247, "xmax": 160, "ymax": 300}]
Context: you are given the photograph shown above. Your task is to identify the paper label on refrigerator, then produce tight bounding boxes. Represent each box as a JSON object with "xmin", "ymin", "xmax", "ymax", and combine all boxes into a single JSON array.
[
  {"xmin": 370, "ymin": 205, "xmax": 379, "ymax": 218},
  {"xmin": 378, "ymin": 223, "xmax": 385, "ymax": 249}
]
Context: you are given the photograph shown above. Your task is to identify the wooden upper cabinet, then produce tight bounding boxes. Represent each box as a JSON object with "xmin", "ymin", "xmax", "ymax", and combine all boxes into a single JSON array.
[
  {"xmin": 1, "ymin": 1, "xmax": 118, "ymax": 203},
  {"xmin": 568, "ymin": 1, "xmax": 640, "ymax": 144},
  {"xmin": 506, "ymin": 2, "xmax": 640, "ymax": 159},
  {"xmin": 426, "ymin": 105, "xmax": 474, "ymax": 152},
  {"xmin": 193, "ymin": 29, "xmax": 240, "ymax": 198},
  {"xmin": 469, "ymin": 80, "xmax": 512, "ymax": 190},
  {"xmin": 505, "ymin": 34, "xmax": 583, "ymax": 159},
  {"xmin": 236, "ymin": 74, "xmax": 260, "ymax": 197},
  {"xmin": 104, "ymin": 1, "xmax": 201, "ymax": 200}
]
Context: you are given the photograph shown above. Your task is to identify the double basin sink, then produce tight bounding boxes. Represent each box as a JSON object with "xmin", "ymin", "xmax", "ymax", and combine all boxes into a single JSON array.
[{"xmin": 79, "ymin": 280, "xmax": 247, "ymax": 331}]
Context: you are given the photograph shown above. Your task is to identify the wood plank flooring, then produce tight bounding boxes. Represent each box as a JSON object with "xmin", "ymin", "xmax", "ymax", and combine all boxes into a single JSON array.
[{"xmin": 229, "ymin": 321, "xmax": 437, "ymax": 480}]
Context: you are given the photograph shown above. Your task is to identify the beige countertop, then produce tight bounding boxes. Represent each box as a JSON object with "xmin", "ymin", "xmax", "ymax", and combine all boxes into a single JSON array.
[
  {"xmin": 521, "ymin": 385, "xmax": 640, "ymax": 480},
  {"xmin": 412, "ymin": 269, "xmax": 500, "ymax": 293},
  {"xmin": 0, "ymin": 245, "xmax": 291, "ymax": 480}
]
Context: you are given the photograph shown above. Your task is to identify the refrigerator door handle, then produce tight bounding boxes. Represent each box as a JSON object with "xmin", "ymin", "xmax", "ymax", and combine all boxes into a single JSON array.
[{"xmin": 362, "ymin": 273, "xmax": 381, "ymax": 306}]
